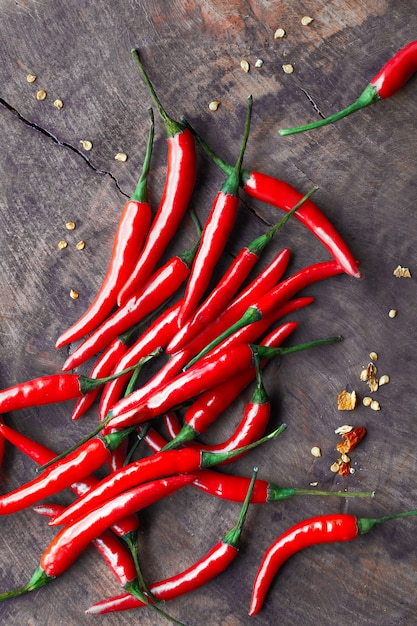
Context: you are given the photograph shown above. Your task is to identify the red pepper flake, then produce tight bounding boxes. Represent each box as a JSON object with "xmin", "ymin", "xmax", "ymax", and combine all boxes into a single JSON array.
[{"xmin": 336, "ymin": 426, "xmax": 366, "ymax": 454}]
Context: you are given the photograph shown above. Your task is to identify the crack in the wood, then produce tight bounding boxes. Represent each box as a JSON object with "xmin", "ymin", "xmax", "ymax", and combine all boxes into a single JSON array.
[
  {"xmin": 299, "ymin": 87, "xmax": 326, "ymax": 119},
  {"xmin": 0, "ymin": 97, "xmax": 129, "ymax": 198}
]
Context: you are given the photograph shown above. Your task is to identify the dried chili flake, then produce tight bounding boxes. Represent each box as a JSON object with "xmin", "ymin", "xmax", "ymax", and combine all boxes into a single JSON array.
[{"xmin": 336, "ymin": 426, "xmax": 366, "ymax": 454}]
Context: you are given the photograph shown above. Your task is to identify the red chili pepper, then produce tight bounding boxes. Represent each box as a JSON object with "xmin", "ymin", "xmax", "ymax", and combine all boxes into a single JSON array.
[
  {"xmin": 279, "ymin": 40, "xmax": 417, "ymax": 135},
  {"xmin": 61, "ymin": 243, "xmax": 197, "ymax": 371},
  {"xmin": 184, "ymin": 118, "xmax": 361, "ymax": 279},
  {"xmin": 0, "ymin": 417, "xmax": 139, "ymax": 539},
  {"xmin": 0, "ymin": 426, "xmax": 132, "ymax": 515},
  {"xmin": 55, "ymin": 109, "xmax": 155, "ymax": 349},
  {"xmin": 166, "ymin": 247, "xmax": 291, "ymax": 357},
  {"xmin": 33, "ymin": 503, "xmax": 139, "ymax": 590},
  {"xmin": 249, "ymin": 509, "xmax": 417, "ymax": 615},
  {"xmin": 0, "ymin": 474, "xmax": 195, "ymax": 626},
  {"xmin": 185, "ymin": 258, "xmax": 345, "ymax": 368},
  {"xmin": 168, "ymin": 187, "xmax": 317, "ymax": 355},
  {"xmin": 178, "ymin": 96, "xmax": 252, "ymax": 327},
  {"xmin": 49, "ymin": 427, "xmax": 282, "ymax": 528},
  {"xmin": 0, "ymin": 356, "xmax": 155, "ymax": 415},
  {"xmin": 107, "ymin": 334, "xmax": 342, "ymax": 431},
  {"xmin": 116, "ymin": 50, "xmax": 196, "ymax": 307},
  {"xmin": 162, "ymin": 321, "xmax": 298, "ymax": 449},
  {"xmin": 85, "ymin": 467, "xmax": 258, "ymax": 615},
  {"xmin": 97, "ymin": 299, "xmax": 185, "ymax": 421}
]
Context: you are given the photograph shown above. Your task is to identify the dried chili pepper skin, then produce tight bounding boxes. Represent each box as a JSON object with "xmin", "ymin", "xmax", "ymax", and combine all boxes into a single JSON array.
[
  {"xmin": 249, "ymin": 509, "xmax": 417, "ymax": 615},
  {"xmin": 56, "ymin": 109, "xmax": 155, "ymax": 349},
  {"xmin": 279, "ymin": 40, "xmax": 417, "ymax": 136},
  {"xmin": 0, "ymin": 429, "xmax": 130, "ymax": 516}
]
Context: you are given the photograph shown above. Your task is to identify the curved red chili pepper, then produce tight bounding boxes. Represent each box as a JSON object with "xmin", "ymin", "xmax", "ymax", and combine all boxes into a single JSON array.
[
  {"xmin": 33, "ymin": 503, "xmax": 139, "ymax": 590},
  {"xmin": 116, "ymin": 50, "xmax": 196, "ymax": 306},
  {"xmin": 62, "ymin": 243, "xmax": 197, "ymax": 371},
  {"xmin": 97, "ymin": 299, "xmax": 185, "ymax": 421},
  {"xmin": 279, "ymin": 40, "xmax": 417, "ymax": 135},
  {"xmin": 55, "ymin": 109, "xmax": 155, "ymax": 349},
  {"xmin": 0, "ymin": 418, "xmax": 139, "ymax": 539},
  {"xmin": 178, "ymin": 96, "xmax": 252, "ymax": 327},
  {"xmin": 0, "ymin": 475, "xmax": 196, "ymax": 595},
  {"xmin": 183, "ymin": 118, "xmax": 361, "ymax": 279},
  {"xmin": 162, "ymin": 321, "xmax": 297, "ymax": 449},
  {"xmin": 249, "ymin": 509, "xmax": 417, "ymax": 615},
  {"xmin": 166, "ymin": 247, "xmax": 291, "ymax": 357},
  {"xmin": 85, "ymin": 467, "xmax": 258, "ymax": 616}
]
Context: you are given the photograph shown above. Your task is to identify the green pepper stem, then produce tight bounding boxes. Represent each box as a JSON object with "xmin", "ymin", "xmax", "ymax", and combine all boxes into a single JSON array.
[
  {"xmin": 254, "ymin": 335, "xmax": 343, "ymax": 361},
  {"xmin": 131, "ymin": 49, "xmax": 183, "ymax": 138},
  {"xmin": 223, "ymin": 467, "xmax": 258, "ymax": 547},
  {"xmin": 0, "ymin": 566, "xmax": 51, "ymax": 601},
  {"xmin": 267, "ymin": 484, "xmax": 375, "ymax": 501},
  {"xmin": 160, "ymin": 422, "xmax": 197, "ymax": 451},
  {"xmin": 125, "ymin": 579, "xmax": 186, "ymax": 625},
  {"xmin": 220, "ymin": 95, "xmax": 252, "ymax": 197},
  {"xmin": 357, "ymin": 509, "xmax": 417, "ymax": 535},
  {"xmin": 131, "ymin": 107, "xmax": 154, "ymax": 202},
  {"xmin": 181, "ymin": 115, "xmax": 232, "ymax": 176},
  {"xmin": 279, "ymin": 83, "xmax": 380, "ymax": 136}
]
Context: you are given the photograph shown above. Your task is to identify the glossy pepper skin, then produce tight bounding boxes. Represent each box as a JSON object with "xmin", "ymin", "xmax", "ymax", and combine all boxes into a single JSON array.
[
  {"xmin": 55, "ymin": 109, "xmax": 155, "ymax": 349},
  {"xmin": 178, "ymin": 96, "xmax": 252, "ymax": 327},
  {"xmin": 117, "ymin": 49, "xmax": 196, "ymax": 306},
  {"xmin": 85, "ymin": 468, "xmax": 258, "ymax": 616},
  {"xmin": 279, "ymin": 40, "xmax": 417, "ymax": 135},
  {"xmin": 249, "ymin": 509, "xmax": 417, "ymax": 615}
]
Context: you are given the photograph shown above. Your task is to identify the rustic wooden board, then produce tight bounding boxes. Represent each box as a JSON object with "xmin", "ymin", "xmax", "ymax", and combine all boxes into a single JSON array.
[{"xmin": 1, "ymin": 1, "xmax": 417, "ymax": 625}]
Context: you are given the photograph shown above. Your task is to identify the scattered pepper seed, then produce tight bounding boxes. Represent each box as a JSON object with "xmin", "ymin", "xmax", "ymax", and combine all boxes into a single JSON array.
[
  {"xmin": 379, "ymin": 374, "xmax": 390, "ymax": 386},
  {"xmin": 240, "ymin": 59, "xmax": 250, "ymax": 73},
  {"xmin": 53, "ymin": 99, "xmax": 64, "ymax": 110},
  {"xmin": 57, "ymin": 240, "xmax": 68, "ymax": 250},
  {"xmin": 370, "ymin": 400, "xmax": 381, "ymax": 411},
  {"xmin": 311, "ymin": 446, "xmax": 322, "ymax": 458},
  {"xmin": 36, "ymin": 90, "xmax": 47, "ymax": 101},
  {"xmin": 80, "ymin": 140, "xmax": 93, "ymax": 151},
  {"xmin": 369, "ymin": 351, "xmax": 378, "ymax": 361},
  {"xmin": 26, "ymin": 73, "xmax": 37, "ymax": 83},
  {"xmin": 65, "ymin": 221, "xmax": 76, "ymax": 231},
  {"xmin": 330, "ymin": 462, "xmax": 340, "ymax": 473},
  {"xmin": 254, "ymin": 59, "xmax": 264, "ymax": 68},
  {"xmin": 115, "ymin": 152, "xmax": 128, "ymax": 162},
  {"xmin": 75, "ymin": 241, "xmax": 86, "ymax": 251},
  {"xmin": 388, "ymin": 309, "xmax": 397, "ymax": 318},
  {"xmin": 282, "ymin": 64, "xmax": 294, "ymax": 74},
  {"xmin": 274, "ymin": 28, "xmax": 286, "ymax": 39},
  {"xmin": 393, "ymin": 265, "xmax": 411, "ymax": 278},
  {"xmin": 334, "ymin": 425, "xmax": 353, "ymax": 435},
  {"xmin": 70, "ymin": 289, "xmax": 79, "ymax": 300},
  {"xmin": 208, "ymin": 101, "xmax": 221, "ymax": 111},
  {"xmin": 301, "ymin": 16, "xmax": 314, "ymax": 26},
  {"xmin": 362, "ymin": 396, "xmax": 373, "ymax": 407}
]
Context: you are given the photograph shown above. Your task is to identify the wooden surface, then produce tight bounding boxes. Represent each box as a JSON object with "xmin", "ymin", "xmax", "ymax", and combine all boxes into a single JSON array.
[{"xmin": 1, "ymin": 1, "xmax": 417, "ymax": 624}]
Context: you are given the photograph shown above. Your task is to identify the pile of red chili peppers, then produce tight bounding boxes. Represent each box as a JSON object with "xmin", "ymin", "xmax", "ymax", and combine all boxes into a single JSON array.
[{"xmin": 1, "ymin": 42, "xmax": 416, "ymax": 624}]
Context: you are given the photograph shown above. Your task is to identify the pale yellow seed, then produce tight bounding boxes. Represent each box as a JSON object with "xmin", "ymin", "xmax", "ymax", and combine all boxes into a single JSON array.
[
  {"xmin": 65, "ymin": 221, "xmax": 76, "ymax": 231},
  {"xmin": 330, "ymin": 462, "xmax": 340, "ymax": 473},
  {"xmin": 309, "ymin": 482, "xmax": 318, "ymax": 487},
  {"xmin": 57, "ymin": 240, "xmax": 68, "ymax": 250},
  {"xmin": 282, "ymin": 64, "xmax": 294, "ymax": 74},
  {"xmin": 208, "ymin": 101, "xmax": 221, "ymax": 111},
  {"xmin": 36, "ymin": 90, "xmax": 47, "ymax": 101},
  {"xmin": 301, "ymin": 16, "xmax": 314, "ymax": 26},
  {"xmin": 362, "ymin": 396, "xmax": 373, "ymax": 407},
  {"xmin": 311, "ymin": 446, "xmax": 322, "ymax": 458},
  {"xmin": 369, "ymin": 351, "xmax": 378, "ymax": 361},
  {"xmin": 26, "ymin": 73, "xmax": 37, "ymax": 83},
  {"xmin": 115, "ymin": 152, "xmax": 128, "ymax": 162},
  {"xmin": 360, "ymin": 368, "xmax": 369, "ymax": 381},
  {"xmin": 70, "ymin": 289, "xmax": 79, "ymax": 300},
  {"xmin": 334, "ymin": 425, "xmax": 353, "ymax": 435},
  {"xmin": 340, "ymin": 453, "xmax": 350, "ymax": 463},
  {"xmin": 393, "ymin": 265, "xmax": 411, "ymax": 278},
  {"xmin": 80, "ymin": 140, "xmax": 93, "ymax": 151},
  {"xmin": 255, "ymin": 59, "xmax": 264, "ymax": 68},
  {"xmin": 75, "ymin": 241, "xmax": 85, "ymax": 250},
  {"xmin": 389, "ymin": 309, "xmax": 397, "ymax": 318},
  {"xmin": 379, "ymin": 374, "xmax": 390, "ymax": 386},
  {"xmin": 53, "ymin": 99, "xmax": 64, "ymax": 110},
  {"xmin": 370, "ymin": 400, "xmax": 380, "ymax": 411},
  {"xmin": 274, "ymin": 28, "xmax": 286, "ymax": 39},
  {"xmin": 240, "ymin": 59, "xmax": 250, "ymax": 73}
]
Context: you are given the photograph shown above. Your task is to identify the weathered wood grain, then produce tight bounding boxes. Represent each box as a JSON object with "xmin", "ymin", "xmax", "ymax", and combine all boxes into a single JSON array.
[{"xmin": 1, "ymin": 1, "xmax": 417, "ymax": 624}]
